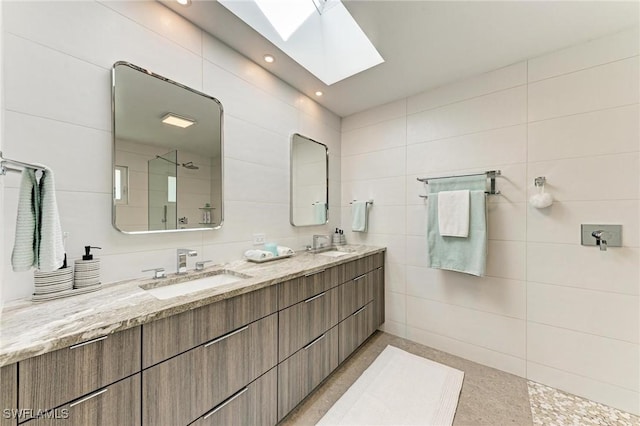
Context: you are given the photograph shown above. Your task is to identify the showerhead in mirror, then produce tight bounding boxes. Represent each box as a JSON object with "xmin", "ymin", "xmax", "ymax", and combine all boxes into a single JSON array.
[{"xmin": 155, "ymin": 155, "xmax": 199, "ymax": 170}]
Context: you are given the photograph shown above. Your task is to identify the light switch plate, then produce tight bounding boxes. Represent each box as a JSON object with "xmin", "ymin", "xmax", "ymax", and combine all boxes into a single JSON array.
[{"xmin": 581, "ymin": 224, "xmax": 622, "ymax": 247}]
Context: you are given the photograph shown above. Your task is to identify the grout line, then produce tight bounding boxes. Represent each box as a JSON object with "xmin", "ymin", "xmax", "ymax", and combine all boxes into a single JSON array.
[
  {"xmin": 527, "ymin": 149, "xmax": 640, "ymax": 165},
  {"xmin": 406, "ymin": 83, "xmax": 528, "ymax": 118},
  {"xmin": 405, "ymin": 293, "xmax": 526, "ymax": 321},
  {"xmin": 527, "ymin": 279, "xmax": 639, "ymax": 297},
  {"xmin": 526, "ymin": 54, "xmax": 639, "ymax": 85},
  {"xmin": 405, "ymin": 321, "xmax": 527, "ymax": 365},
  {"xmin": 526, "ymin": 360, "xmax": 640, "ymax": 394},
  {"xmin": 4, "ymin": 109, "xmax": 111, "ymax": 133},
  {"xmin": 524, "ymin": 58, "xmax": 530, "ymax": 380},
  {"xmin": 527, "ymin": 102, "xmax": 639, "ymax": 125},
  {"xmin": 527, "ymin": 318, "xmax": 639, "ymax": 346}
]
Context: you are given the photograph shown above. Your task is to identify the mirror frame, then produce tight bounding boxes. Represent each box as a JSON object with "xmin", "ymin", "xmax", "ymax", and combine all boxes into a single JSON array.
[
  {"xmin": 289, "ymin": 133, "xmax": 329, "ymax": 227},
  {"xmin": 111, "ymin": 61, "xmax": 224, "ymax": 234}
]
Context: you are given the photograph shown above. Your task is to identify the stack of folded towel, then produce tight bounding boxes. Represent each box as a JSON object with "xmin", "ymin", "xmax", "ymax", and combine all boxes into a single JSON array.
[{"xmin": 244, "ymin": 246, "xmax": 295, "ymax": 261}]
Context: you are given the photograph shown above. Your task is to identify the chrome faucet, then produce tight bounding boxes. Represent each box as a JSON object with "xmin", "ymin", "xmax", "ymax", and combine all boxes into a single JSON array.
[
  {"xmin": 312, "ymin": 234, "xmax": 331, "ymax": 250},
  {"xmin": 592, "ymin": 230, "xmax": 607, "ymax": 251},
  {"xmin": 177, "ymin": 249, "xmax": 198, "ymax": 274}
]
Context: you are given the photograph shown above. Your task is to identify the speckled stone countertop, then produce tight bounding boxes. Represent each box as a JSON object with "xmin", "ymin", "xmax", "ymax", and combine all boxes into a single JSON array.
[{"xmin": 0, "ymin": 245, "xmax": 385, "ymax": 367}]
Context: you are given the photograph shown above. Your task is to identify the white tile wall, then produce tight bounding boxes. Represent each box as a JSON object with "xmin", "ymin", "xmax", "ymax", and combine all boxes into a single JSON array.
[
  {"xmin": 341, "ymin": 25, "xmax": 639, "ymax": 414},
  {"xmin": 1, "ymin": 1, "xmax": 341, "ymax": 302}
]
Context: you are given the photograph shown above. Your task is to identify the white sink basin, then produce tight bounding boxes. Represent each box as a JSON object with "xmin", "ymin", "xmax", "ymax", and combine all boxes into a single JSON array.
[
  {"xmin": 141, "ymin": 271, "xmax": 250, "ymax": 300},
  {"xmin": 317, "ymin": 251, "xmax": 351, "ymax": 258}
]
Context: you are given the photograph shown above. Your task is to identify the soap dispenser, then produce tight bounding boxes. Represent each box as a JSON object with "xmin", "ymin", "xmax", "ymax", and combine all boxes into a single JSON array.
[{"xmin": 73, "ymin": 246, "xmax": 102, "ymax": 291}]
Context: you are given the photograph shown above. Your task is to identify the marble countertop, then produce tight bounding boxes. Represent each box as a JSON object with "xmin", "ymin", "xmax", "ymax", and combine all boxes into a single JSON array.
[{"xmin": 0, "ymin": 245, "xmax": 385, "ymax": 367}]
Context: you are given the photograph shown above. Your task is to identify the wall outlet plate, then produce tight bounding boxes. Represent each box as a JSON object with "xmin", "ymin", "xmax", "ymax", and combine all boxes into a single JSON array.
[
  {"xmin": 581, "ymin": 224, "xmax": 622, "ymax": 247},
  {"xmin": 253, "ymin": 233, "xmax": 266, "ymax": 245}
]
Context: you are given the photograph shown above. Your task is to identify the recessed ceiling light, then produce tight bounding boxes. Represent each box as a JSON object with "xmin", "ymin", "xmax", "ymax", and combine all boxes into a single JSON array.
[
  {"xmin": 264, "ymin": 54, "xmax": 275, "ymax": 63},
  {"xmin": 315, "ymin": 91, "xmax": 323, "ymax": 96},
  {"xmin": 177, "ymin": 0, "xmax": 191, "ymax": 5},
  {"xmin": 162, "ymin": 113, "xmax": 196, "ymax": 128}
]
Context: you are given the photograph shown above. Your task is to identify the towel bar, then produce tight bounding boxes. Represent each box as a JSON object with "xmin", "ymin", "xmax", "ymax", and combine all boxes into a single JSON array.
[
  {"xmin": 349, "ymin": 200, "xmax": 374, "ymax": 206},
  {"xmin": 417, "ymin": 170, "xmax": 501, "ymax": 198},
  {"xmin": 0, "ymin": 151, "xmax": 44, "ymax": 175}
]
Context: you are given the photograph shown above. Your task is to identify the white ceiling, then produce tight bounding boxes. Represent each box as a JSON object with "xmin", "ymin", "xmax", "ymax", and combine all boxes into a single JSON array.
[{"xmin": 163, "ymin": 0, "xmax": 639, "ymax": 118}]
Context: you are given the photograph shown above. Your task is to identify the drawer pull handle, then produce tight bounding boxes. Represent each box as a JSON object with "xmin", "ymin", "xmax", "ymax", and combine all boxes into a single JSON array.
[
  {"xmin": 203, "ymin": 387, "xmax": 248, "ymax": 419},
  {"xmin": 69, "ymin": 335, "xmax": 107, "ymax": 350},
  {"xmin": 353, "ymin": 274, "xmax": 366, "ymax": 281},
  {"xmin": 304, "ymin": 269, "xmax": 326, "ymax": 278},
  {"xmin": 375, "ymin": 266, "xmax": 383, "ymax": 271},
  {"xmin": 304, "ymin": 292, "xmax": 326, "ymax": 303},
  {"xmin": 69, "ymin": 388, "xmax": 108, "ymax": 408},
  {"xmin": 303, "ymin": 333, "xmax": 326, "ymax": 350},
  {"xmin": 204, "ymin": 325, "xmax": 249, "ymax": 347},
  {"xmin": 353, "ymin": 306, "xmax": 367, "ymax": 317}
]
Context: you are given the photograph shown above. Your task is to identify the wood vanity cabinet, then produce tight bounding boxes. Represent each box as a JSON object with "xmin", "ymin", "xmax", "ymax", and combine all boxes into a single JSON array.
[
  {"xmin": 3, "ymin": 250, "xmax": 385, "ymax": 426},
  {"xmin": 142, "ymin": 314, "xmax": 278, "ymax": 426},
  {"xmin": 18, "ymin": 326, "xmax": 141, "ymax": 423}
]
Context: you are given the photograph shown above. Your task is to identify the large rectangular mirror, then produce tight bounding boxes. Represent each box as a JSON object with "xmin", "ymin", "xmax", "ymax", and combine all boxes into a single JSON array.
[
  {"xmin": 290, "ymin": 133, "xmax": 328, "ymax": 226},
  {"xmin": 112, "ymin": 62, "xmax": 223, "ymax": 233}
]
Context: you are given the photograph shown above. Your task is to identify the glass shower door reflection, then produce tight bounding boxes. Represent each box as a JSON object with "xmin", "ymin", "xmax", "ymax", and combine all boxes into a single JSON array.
[{"xmin": 148, "ymin": 151, "xmax": 177, "ymax": 230}]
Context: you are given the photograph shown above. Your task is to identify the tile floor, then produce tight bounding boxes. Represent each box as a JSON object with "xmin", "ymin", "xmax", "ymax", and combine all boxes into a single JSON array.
[{"xmin": 280, "ymin": 331, "xmax": 639, "ymax": 426}]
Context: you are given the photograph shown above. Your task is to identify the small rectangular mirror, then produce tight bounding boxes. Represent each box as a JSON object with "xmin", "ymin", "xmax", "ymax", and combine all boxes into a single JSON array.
[
  {"xmin": 112, "ymin": 62, "xmax": 224, "ymax": 233},
  {"xmin": 290, "ymin": 133, "xmax": 328, "ymax": 226}
]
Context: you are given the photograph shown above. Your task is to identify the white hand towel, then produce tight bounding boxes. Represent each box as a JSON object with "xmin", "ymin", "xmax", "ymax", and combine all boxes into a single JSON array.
[
  {"xmin": 437, "ymin": 190, "xmax": 470, "ymax": 237},
  {"xmin": 314, "ymin": 202, "xmax": 326, "ymax": 223},
  {"xmin": 277, "ymin": 246, "xmax": 294, "ymax": 256},
  {"xmin": 37, "ymin": 169, "xmax": 65, "ymax": 271},
  {"xmin": 244, "ymin": 249, "xmax": 274, "ymax": 260},
  {"xmin": 351, "ymin": 201, "xmax": 368, "ymax": 232},
  {"xmin": 11, "ymin": 169, "xmax": 39, "ymax": 271}
]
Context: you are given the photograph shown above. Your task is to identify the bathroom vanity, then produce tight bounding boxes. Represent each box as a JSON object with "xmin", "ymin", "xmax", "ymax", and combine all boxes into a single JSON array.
[{"xmin": 0, "ymin": 246, "xmax": 384, "ymax": 425}]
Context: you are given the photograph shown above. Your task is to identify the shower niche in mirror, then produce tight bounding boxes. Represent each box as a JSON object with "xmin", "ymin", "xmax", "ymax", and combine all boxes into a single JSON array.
[
  {"xmin": 112, "ymin": 62, "xmax": 223, "ymax": 233},
  {"xmin": 290, "ymin": 133, "xmax": 328, "ymax": 226}
]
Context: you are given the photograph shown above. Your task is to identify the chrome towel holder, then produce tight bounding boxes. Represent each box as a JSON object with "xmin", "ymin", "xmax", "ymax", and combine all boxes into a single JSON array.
[
  {"xmin": 417, "ymin": 170, "xmax": 501, "ymax": 199},
  {"xmin": 0, "ymin": 151, "xmax": 44, "ymax": 175}
]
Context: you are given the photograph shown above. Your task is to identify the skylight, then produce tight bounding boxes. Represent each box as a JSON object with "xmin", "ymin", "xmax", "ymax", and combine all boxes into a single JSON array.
[
  {"xmin": 218, "ymin": 0, "xmax": 384, "ymax": 85},
  {"xmin": 254, "ymin": 0, "xmax": 316, "ymax": 41}
]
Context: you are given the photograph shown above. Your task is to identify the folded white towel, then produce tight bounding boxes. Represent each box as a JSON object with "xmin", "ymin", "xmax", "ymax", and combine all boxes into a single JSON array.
[
  {"xmin": 351, "ymin": 201, "xmax": 368, "ymax": 232},
  {"xmin": 37, "ymin": 169, "xmax": 65, "ymax": 272},
  {"xmin": 244, "ymin": 249, "xmax": 274, "ymax": 260},
  {"xmin": 437, "ymin": 190, "xmax": 470, "ymax": 237},
  {"xmin": 11, "ymin": 169, "xmax": 39, "ymax": 272},
  {"xmin": 277, "ymin": 246, "xmax": 294, "ymax": 256}
]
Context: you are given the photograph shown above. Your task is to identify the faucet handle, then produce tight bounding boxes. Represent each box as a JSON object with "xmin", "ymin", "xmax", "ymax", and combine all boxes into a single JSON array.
[
  {"xmin": 142, "ymin": 267, "xmax": 166, "ymax": 279},
  {"xmin": 195, "ymin": 260, "xmax": 212, "ymax": 271}
]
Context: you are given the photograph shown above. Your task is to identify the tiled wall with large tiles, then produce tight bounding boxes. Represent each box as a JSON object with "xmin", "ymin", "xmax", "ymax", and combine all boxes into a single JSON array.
[
  {"xmin": 0, "ymin": 1, "xmax": 341, "ymax": 303},
  {"xmin": 341, "ymin": 26, "xmax": 639, "ymax": 414}
]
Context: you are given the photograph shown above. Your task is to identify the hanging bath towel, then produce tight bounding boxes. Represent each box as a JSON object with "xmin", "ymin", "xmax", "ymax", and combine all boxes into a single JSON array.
[
  {"xmin": 426, "ymin": 176, "xmax": 487, "ymax": 276},
  {"xmin": 11, "ymin": 169, "xmax": 39, "ymax": 271},
  {"xmin": 38, "ymin": 169, "xmax": 65, "ymax": 271}
]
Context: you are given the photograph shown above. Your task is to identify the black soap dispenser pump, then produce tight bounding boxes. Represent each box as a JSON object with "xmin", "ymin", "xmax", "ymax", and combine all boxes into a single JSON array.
[{"xmin": 82, "ymin": 246, "xmax": 101, "ymax": 260}]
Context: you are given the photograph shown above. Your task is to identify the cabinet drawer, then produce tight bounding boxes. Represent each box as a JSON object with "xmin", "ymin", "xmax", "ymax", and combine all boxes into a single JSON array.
[
  {"xmin": 143, "ymin": 314, "xmax": 277, "ymax": 426},
  {"xmin": 1, "ymin": 364, "xmax": 17, "ymax": 426},
  {"xmin": 352, "ymin": 253, "xmax": 384, "ymax": 278},
  {"xmin": 338, "ymin": 301, "xmax": 375, "ymax": 364},
  {"xmin": 30, "ymin": 373, "xmax": 141, "ymax": 426},
  {"xmin": 201, "ymin": 313, "xmax": 278, "ymax": 413},
  {"xmin": 277, "ymin": 325, "xmax": 338, "ymax": 421},
  {"xmin": 339, "ymin": 272, "xmax": 374, "ymax": 322},
  {"xmin": 278, "ymin": 287, "xmax": 339, "ymax": 362},
  {"xmin": 143, "ymin": 285, "xmax": 277, "ymax": 367},
  {"xmin": 192, "ymin": 368, "xmax": 277, "ymax": 426},
  {"xmin": 278, "ymin": 265, "xmax": 344, "ymax": 309},
  {"xmin": 19, "ymin": 326, "xmax": 141, "ymax": 416}
]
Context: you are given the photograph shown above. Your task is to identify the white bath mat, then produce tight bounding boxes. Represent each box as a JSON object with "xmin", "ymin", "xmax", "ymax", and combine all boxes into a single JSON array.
[{"xmin": 317, "ymin": 345, "xmax": 464, "ymax": 426}]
